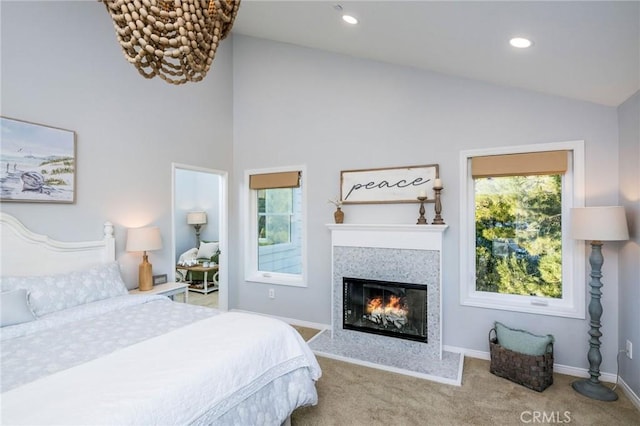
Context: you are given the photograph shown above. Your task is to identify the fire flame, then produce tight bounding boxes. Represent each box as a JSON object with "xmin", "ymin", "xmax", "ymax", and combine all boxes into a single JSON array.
[{"xmin": 366, "ymin": 295, "xmax": 407, "ymax": 317}]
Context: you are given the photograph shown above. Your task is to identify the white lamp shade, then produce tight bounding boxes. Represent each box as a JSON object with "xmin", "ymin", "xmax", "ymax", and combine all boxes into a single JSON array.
[
  {"xmin": 187, "ymin": 211, "xmax": 207, "ymax": 225},
  {"xmin": 570, "ymin": 206, "xmax": 629, "ymax": 241},
  {"xmin": 126, "ymin": 226, "xmax": 163, "ymax": 252}
]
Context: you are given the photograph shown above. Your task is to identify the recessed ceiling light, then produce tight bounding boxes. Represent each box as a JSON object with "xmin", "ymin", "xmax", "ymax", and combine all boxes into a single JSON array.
[
  {"xmin": 342, "ymin": 14, "xmax": 358, "ymax": 25},
  {"xmin": 509, "ymin": 37, "xmax": 533, "ymax": 48}
]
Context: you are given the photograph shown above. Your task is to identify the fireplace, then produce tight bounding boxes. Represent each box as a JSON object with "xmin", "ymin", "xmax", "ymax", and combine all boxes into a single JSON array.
[
  {"xmin": 326, "ymin": 224, "xmax": 446, "ymax": 360},
  {"xmin": 343, "ymin": 277, "xmax": 428, "ymax": 342},
  {"xmin": 311, "ymin": 224, "xmax": 461, "ymax": 384}
]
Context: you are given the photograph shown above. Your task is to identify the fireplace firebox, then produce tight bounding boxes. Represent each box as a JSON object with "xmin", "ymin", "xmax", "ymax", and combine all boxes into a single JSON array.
[{"xmin": 343, "ymin": 277, "xmax": 428, "ymax": 342}]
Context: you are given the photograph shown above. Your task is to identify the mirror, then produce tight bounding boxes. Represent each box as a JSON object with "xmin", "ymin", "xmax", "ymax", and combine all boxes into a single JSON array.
[{"xmin": 172, "ymin": 163, "xmax": 227, "ymax": 310}]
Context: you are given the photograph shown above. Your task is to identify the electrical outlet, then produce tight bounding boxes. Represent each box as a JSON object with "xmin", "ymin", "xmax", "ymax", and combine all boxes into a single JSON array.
[
  {"xmin": 626, "ymin": 340, "xmax": 633, "ymax": 359},
  {"xmin": 268, "ymin": 288, "xmax": 275, "ymax": 299}
]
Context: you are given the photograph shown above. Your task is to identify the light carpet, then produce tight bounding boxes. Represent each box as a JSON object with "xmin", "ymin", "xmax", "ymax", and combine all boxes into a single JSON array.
[
  {"xmin": 291, "ymin": 328, "xmax": 639, "ymax": 425},
  {"xmin": 185, "ymin": 290, "xmax": 218, "ymax": 308}
]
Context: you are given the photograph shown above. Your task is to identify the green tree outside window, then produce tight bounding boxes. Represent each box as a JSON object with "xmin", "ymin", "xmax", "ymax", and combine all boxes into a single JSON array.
[{"xmin": 475, "ymin": 175, "xmax": 562, "ymax": 298}]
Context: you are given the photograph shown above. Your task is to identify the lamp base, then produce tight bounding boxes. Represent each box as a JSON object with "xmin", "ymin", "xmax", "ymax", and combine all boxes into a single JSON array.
[
  {"xmin": 572, "ymin": 379, "xmax": 618, "ymax": 401},
  {"xmin": 138, "ymin": 253, "xmax": 153, "ymax": 291}
]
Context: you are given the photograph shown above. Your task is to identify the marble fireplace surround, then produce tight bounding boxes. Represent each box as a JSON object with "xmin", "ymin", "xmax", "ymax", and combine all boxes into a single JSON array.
[{"xmin": 308, "ymin": 224, "xmax": 463, "ymax": 385}]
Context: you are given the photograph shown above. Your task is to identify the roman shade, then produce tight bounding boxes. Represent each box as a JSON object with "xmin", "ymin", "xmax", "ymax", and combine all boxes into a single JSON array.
[
  {"xmin": 249, "ymin": 171, "xmax": 301, "ymax": 190},
  {"xmin": 471, "ymin": 151, "xmax": 568, "ymax": 178}
]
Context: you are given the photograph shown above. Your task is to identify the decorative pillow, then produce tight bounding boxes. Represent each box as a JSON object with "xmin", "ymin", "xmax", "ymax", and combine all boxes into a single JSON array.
[
  {"xmin": 1, "ymin": 262, "xmax": 128, "ymax": 317},
  {"xmin": 178, "ymin": 247, "xmax": 199, "ymax": 264},
  {"xmin": 197, "ymin": 241, "xmax": 219, "ymax": 260},
  {"xmin": 0, "ymin": 289, "xmax": 36, "ymax": 327},
  {"xmin": 495, "ymin": 322, "xmax": 554, "ymax": 356}
]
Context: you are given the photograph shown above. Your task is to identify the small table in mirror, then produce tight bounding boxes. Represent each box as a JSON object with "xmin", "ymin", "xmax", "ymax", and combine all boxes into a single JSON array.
[{"xmin": 176, "ymin": 264, "xmax": 219, "ymax": 294}]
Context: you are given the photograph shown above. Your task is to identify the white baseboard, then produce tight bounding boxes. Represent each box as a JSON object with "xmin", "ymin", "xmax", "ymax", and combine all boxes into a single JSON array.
[
  {"xmin": 230, "ymin": 309, "xmax": 331, "ymax": 332},
  {"xmin": 443, "ymin": 344, "xmax": 640, "ymax": 398},
  {"xmin": 444, "ymin": 345, "xmax": 490, "ymax": 361},
  {"xmin": 444, "ymin": 345, "xmax": 619, "ymax": 383},
  {"xmin": 618, "ymin": 377, "xmax": 640, "ymax": 411}
]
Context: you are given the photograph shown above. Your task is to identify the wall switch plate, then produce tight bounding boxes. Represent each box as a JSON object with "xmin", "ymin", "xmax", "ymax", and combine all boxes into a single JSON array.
[
  {"xmin": 268, "ymin": 288, "xmax": 275, "ymax": 299},
  {"xmin": 626, "ymin": 340, "xmax": 633, "ymax": 359}
]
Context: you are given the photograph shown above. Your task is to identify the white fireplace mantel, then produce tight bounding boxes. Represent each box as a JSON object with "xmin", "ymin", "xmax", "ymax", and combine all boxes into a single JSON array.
[
  {"xmin": 326, "ymin": 223, "xmax": 448, "ymax": 251},
  {"xmin": 326, "ymin": 223, "xmax": 449, "ymax": 232}
]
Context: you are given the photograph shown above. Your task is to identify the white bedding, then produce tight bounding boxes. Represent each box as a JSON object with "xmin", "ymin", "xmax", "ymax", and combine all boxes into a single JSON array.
[
  {"xmin": 1, "ymin": 302, "xmax": 321, "ymax": 425},
  {"xmin": 1, "ymin": 296, "xmax": 215, "ymax": 392}
]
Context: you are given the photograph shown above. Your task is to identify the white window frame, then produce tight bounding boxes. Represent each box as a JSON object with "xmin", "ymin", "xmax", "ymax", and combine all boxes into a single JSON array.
[
  {"xmin": 244, "ymin": 165, "xmax": 307, "ymax": 287},
  {"xmin": 459, "ymin": 141, "xmax": 585, "ymax": 318}
]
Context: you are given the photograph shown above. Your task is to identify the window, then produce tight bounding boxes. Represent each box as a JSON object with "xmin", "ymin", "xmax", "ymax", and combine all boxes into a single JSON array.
[
  {"xmin": 245, "ymin": 167, "xmax": 306, "ymax": 287},
  {"xmin": 460, "ymin": 142, "xmax": 585, "ymax": 318}
]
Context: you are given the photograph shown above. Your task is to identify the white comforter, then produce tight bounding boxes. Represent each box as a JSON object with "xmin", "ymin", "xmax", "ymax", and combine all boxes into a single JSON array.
[{"xmin": 1, "ymin": 310, "xmax": 321, "ymax": 425}]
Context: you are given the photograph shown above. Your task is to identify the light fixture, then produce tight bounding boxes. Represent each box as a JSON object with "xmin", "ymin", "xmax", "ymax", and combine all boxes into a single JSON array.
[
  {"xmin": 342, "ymin": 15, "xmax": 358, "ymax": 25},
  {"xmin": 334, "ymin": 4, "xmax": 358, "ymax": 25},
  {"xmin": 509, "ymin": 37, "xmax": 533, "ymax": 48},
  {"xmin": 101, "ymin": 0, "xmax": 241, "ymax": 85},
  {"xmin": 126, "ymin": 226, "xmax": 163, "ymax": 291},
  {"xmin": 187, "ymin": 211, "xmax": 207, "ymax": 246},
  {"xmin": 570, "ymin": 206, "xmax": 629, "ymax": 401}
]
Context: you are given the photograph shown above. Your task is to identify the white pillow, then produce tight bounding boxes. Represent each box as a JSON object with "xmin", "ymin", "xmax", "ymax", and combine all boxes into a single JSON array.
[
  {"xmin": 197, "ymin": 241, "xmax": 219, "ymax": 260},
  {"xmin": 1, "ymin": 289, "xmax": 36, "ymax": 327},
  {"xmin": 178, "ymin": 247, "xmax": 199, "ymax": 263},
  {"xmin": 1, "ymin": 262, "xmax": 128, "ymax": 317}
]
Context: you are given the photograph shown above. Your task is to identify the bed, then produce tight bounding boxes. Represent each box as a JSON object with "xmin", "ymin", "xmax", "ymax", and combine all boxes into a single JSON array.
[{"xmin": 0, "ymin": 212, "xmax": 321, "ymax": 425}]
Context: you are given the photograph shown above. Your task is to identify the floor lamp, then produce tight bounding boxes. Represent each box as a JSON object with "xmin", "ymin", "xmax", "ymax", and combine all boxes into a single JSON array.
[
  {"xmin": 187, "ymin": 211, "xmax": 207, "ymax": 247},
  {"xmin": 570, "ymin": 206, "xmax": 629, "ymax": 401}
]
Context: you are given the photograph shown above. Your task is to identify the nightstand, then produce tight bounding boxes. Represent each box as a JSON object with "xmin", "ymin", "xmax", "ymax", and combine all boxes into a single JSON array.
[{"xmin": 129, "ymin": 282, "xmax": 189, "ymax": 303}]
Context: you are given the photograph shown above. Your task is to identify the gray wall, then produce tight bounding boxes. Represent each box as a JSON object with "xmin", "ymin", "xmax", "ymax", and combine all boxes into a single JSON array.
[
  {"xmin": 1, "ymin": 1, "xmax": 234, "ymax": 287},
  {"xmin": 231, "ymin": 35, "xmax": 624, "ymax": 373},
  {"xmin": 617, "ymin": 91, "xmax": 640, "ymax": 396}
]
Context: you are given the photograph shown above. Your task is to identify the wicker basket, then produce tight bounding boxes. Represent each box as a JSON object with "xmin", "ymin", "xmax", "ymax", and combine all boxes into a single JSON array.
[{"xmin": 489, "ymin": 328, "xmax": 554, "ymax": 392}]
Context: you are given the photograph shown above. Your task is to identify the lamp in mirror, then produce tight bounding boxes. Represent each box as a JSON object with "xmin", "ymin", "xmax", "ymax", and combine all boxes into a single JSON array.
[
  {"xmin": 570, "ymin": 206, "xmax": 629, "ymax": 401},
  {"xmin": 126, "ymin": 226, "xmax": 163, "ymax": 291},
  {"xmin": 187, "ymin": 211, "xmax": 207, "ymax": 246}
]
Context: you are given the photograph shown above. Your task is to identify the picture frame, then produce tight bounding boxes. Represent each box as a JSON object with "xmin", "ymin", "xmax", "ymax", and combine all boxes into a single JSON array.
[
  {"xmin": 1, "ymin": 116, "xmax": 76, "ymax": 203},
  {"xmin": 153, "ymin": 274, "xmax": 168, "ymax": 285},
  {"xmin": 340, "ymin": 164, "xmax": 439, "ymax": 204}
]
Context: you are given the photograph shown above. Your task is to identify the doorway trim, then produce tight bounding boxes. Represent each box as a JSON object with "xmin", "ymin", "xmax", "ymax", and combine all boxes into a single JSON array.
[{"xmin": 171, "ymin": 163, "xmax": 228, "ymax": 311}]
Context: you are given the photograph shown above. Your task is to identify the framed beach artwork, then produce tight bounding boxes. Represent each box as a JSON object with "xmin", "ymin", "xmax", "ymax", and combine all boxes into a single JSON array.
[
  {"xmin": 1, "ymin": 117, "xmax": 76, "ymax": 203},
  {"xmin": 340, "ymin": 164, "xmax": 439, "ymax": 204}
]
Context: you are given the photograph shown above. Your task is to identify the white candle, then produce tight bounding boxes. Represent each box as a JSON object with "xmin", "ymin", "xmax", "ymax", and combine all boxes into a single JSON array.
[
  {"xmin": 434, "ymin": 178, "xmax": 442, "ymax": 188},
  {"xmin": 418, "ymin": 190, "xmax": 426, "ymax": 198}
]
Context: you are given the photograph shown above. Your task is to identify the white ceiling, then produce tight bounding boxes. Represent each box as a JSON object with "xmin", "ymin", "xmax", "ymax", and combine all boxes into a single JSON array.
[{"xmin": 231, "ymin": 1, "xmax": 640, "ymax": 107}]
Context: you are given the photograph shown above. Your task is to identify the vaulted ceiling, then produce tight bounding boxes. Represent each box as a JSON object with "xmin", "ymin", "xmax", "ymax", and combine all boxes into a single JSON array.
[{"xmin": 232, "ymin": 1, "xmax": 640, "ymax": 107}]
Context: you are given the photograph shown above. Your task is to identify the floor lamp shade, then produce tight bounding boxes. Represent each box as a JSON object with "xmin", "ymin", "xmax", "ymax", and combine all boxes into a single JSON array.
[
  {"xmin": 187, "ymin": 211, "xmax": 207, "ymax": 225},
  {"xmin": 126, "ymin": 226, "xmax": 163, "ymax": 291},
  {"xmin": 187, "ymin": 211, "xmax": 207, "ymax": 246},
  {"xmin": 570, "ymin": 206, "xmax": 629, "ymax": 241},
  {"xmin": 569, "ymin": 206, "xmax": 629, "ymax": 401}
]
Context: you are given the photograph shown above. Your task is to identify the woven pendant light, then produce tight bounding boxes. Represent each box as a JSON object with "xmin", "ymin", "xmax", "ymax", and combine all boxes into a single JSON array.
[{"xmin": 102, "ymin": 0, "xmax": 240, "ymax": 85}]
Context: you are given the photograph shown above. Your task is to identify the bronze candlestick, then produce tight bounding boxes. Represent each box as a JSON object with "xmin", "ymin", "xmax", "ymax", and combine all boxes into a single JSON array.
[
  {"xmin": 416, "ymin": 196, "xmax": 428, "ymax": 224},
  {"xmin": 432, "ymin": 185, "xmax": 445, "ymax": 225}
]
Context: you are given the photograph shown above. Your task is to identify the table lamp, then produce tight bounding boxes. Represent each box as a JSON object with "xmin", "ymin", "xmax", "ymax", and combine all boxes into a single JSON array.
[
  {"xmin": 570, "ymin": 206, "xmax": 629, "ymax": 401},
  {"xmin": 126, "ymin": 226, "xmax": 163, "ymax": 291},
  {"xmin": 187, "ymin": 211, "xmax": 207, "ymax": 246}
]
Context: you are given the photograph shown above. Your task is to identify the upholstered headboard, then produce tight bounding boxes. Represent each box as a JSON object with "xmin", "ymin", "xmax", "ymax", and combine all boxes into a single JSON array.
[{"xmin": 0, "ymin": 212, "xmax": 115, "ymax": 276}]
